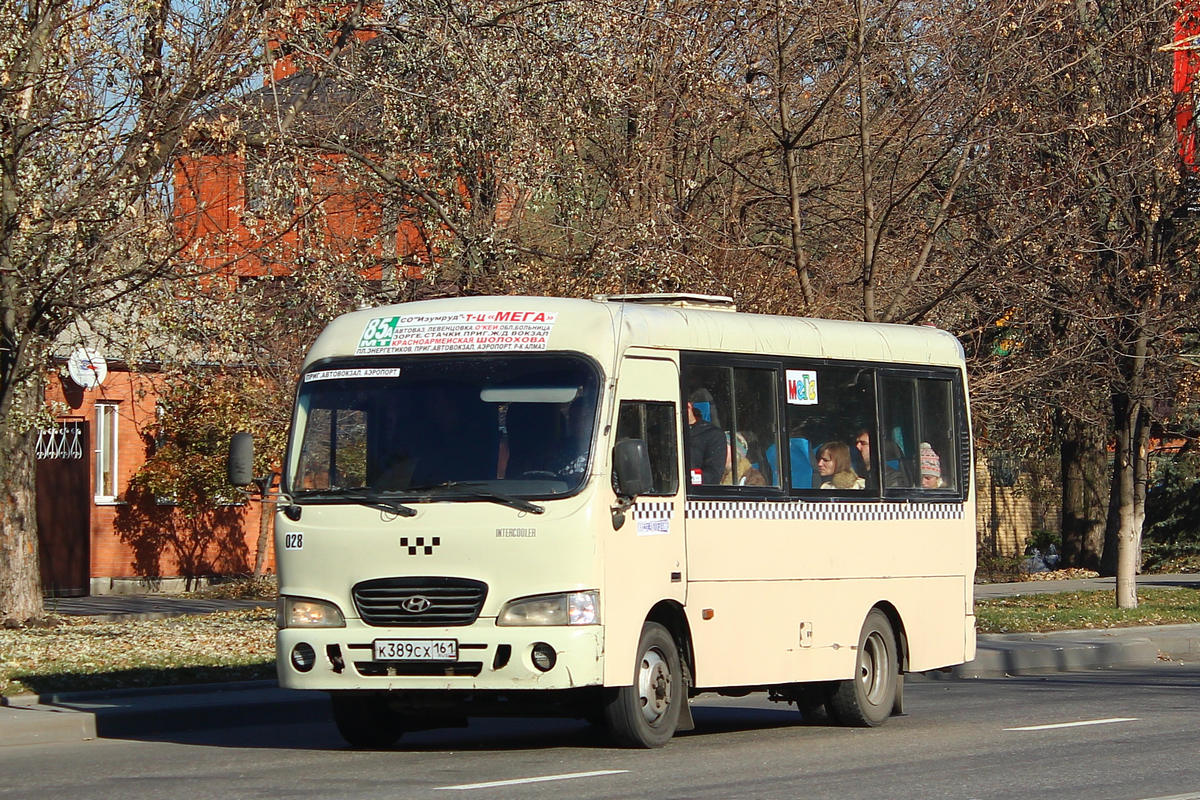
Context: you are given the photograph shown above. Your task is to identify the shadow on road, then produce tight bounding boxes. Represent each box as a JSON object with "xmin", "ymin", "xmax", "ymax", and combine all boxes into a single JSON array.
[{"xmin": 95, "ymin": 698, "xmax": 840, "ymax": 752}]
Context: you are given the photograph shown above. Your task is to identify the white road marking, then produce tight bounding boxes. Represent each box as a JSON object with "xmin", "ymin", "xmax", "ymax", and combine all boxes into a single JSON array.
[
  {"xmin": 436, "ymin": 770, "xmax": 630, "ymax": 791},
  {"xmin": 1134, "ymin": 794, "xmax": 1200, "ymax": 800},
  {"xmin": 1004, "ymin": 717, "xmax": 1138, "ymax": 731}
]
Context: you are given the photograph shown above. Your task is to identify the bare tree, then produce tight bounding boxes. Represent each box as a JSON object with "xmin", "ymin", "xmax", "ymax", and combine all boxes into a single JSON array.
[
  {"xmin": 0, "ymin": 0, "xmax": 263, "ymax": 622},
  {"xmin": 978, "ymin": 0, "xmax": 1200, "ymax": 606},
  {"xmin": 120, "ymin": 0, "xmax": 1200, "ymax": 619}
]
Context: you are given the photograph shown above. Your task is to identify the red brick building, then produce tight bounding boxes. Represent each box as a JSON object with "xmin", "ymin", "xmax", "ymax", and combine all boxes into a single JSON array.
[{"xmin": 38, "ymin": 355, "xmax": 273, "ymax": 596}]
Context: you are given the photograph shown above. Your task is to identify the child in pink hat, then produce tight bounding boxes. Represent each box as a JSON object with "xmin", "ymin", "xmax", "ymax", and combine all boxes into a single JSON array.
[{"xmin": 919, "ymin": 442, "xmax": 944, "ymax": 488}]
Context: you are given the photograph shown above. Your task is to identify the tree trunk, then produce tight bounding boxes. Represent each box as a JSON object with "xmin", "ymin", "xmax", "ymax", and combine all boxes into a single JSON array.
[
  {"xmin": 1133, "ymin": 414, "xmax": 1150, "ymax": 566},
  {"xmin": 1057, "ymin": 410, "xmax": 1106, "ymax": 570},
  {"xmin": 0, "ymin": 393, "xmax": 44, "ymax": 624},
  {"xmin": 1106, "ymin": 393, "xmax": 1141, "ymax": 609},
  {"xmin": 253, "ymin": 498, "xmax": 274, "ymax": 577},
  {"xmin": 783, "ymin": 141, "xmax": 815, "ymax": 308}
]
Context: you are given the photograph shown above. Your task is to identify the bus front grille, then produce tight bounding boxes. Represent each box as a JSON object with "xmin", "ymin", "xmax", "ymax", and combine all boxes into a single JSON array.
[{"xmin": 352, "ymin": 577, "xmax": 488, "ymax": 627}]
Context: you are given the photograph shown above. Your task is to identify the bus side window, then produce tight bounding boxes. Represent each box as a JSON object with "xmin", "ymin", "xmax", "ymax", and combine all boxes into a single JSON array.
[
  {"xmin": 916, "ymin": 379, "xmax": 957, "ymax": 491},
  {"xmin": 731, "ymin": 367, "xmax": 779, "ymax": 487},
  {"xmin": 615, "ymin": 401, "xmax": 679, "ymax": 495},
  {"xmin": 879, "ymin": 374, "xmax": 959, "ymax": 493},
  {"xmin": 784, "ymin": 365, "xmax": 876, "ymax": 494},
  {"xmin": 682, "ymin": 363, "xmax": 782, "ymax": 489}
]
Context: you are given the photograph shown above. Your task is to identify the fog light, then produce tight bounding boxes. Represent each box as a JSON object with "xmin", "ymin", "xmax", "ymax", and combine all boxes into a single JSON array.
[
  {"xmin": 531, "ymin": 642, "xmax": 556, "ymax": 672},
  {"xmin": 291, "ymin": 642, "xmax": 316, "ymax": 672}
]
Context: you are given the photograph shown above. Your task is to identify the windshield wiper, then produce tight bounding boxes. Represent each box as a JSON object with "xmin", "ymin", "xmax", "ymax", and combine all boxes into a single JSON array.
[
  {"xmin": 294, "ymin": 488, "xmax": 417, "ymax": 517},
  {"xmin": 407, "ymin": 481, "xmax": 545, "ymax": 515}
]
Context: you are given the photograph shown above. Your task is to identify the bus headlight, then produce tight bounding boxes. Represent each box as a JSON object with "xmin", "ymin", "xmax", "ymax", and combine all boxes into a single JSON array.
[
  {"xmin": 497, "ymin": 591, "xmax": 600, "ymax": 626},
  {"xmin": 278, "ymin": 596, "xmax": 346, "ymax": 629}
]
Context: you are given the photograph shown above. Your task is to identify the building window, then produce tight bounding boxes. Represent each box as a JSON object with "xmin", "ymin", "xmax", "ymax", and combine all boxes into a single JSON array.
[
  {"xmin": 95, "ymin": 403, "xmax": 119, "ymax": 501},
  {"xmin": 244, "ymin": 151, "xmax": 296, "ymax": 215}
]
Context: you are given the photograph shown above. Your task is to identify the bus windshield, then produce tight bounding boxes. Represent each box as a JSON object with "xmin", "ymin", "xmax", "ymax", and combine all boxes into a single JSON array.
[{"xmin": 287, "ymin": 354, "xmax": 601, "ymax": 501}]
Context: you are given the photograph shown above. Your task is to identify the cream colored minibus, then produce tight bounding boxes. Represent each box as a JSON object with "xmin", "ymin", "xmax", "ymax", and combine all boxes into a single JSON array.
[{"xmin": 232, "ymin": 293, "xmax": 975, "ymax": 748}]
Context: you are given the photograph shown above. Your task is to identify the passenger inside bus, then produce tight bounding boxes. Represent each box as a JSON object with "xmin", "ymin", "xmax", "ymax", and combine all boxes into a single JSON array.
[
  {"xmin": 815, "ymin": 441, "xmax": 865, "ymax": 490},
  {"xmin": 919, "ymin": 442, "xmax": 945, "ymax": 488},
  {"xmin": 686, "ymin": 396, "xmax": 726, "ymax": 485},
  {"xmin": 855, "ymin": 428, "xmax": 911, "ymax": 488},
  {"xmin": 723, "ymin": 431, "xmax": 768, "ymax": 486},
  {"xmin": 503, "ymin": 403, "xmax": 562, "ymax": 479},
  {"xmin": 502, "ymin": 400, "xmax": 591, "ymax": 484}
]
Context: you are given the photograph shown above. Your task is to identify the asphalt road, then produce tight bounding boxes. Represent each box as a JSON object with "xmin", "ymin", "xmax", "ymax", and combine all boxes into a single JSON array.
[{"xmin": 2, "ymin": 665, "xmax": 1198, "ymax": 800}]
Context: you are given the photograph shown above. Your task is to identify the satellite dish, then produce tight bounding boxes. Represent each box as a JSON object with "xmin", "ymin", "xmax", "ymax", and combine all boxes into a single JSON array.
[{"xmin": 67, "ymin": 347, "xmax": 108, "ymax": 389}]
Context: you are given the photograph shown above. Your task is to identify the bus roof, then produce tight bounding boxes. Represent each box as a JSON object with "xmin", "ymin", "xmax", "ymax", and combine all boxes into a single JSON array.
[{"xmin": 303, "ymin": 295, "xmax": 966, "ymax": 370}]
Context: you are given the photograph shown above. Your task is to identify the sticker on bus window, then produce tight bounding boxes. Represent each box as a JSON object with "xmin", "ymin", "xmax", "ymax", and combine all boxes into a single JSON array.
[
  {"xmin": 356, "ymin": 311, "xmax": 558, "ymax": 355},
  {"xmin": 786, "ymin": 370, "xmax": 819, "ymax": 405},
  {"xmin": 304, "ymin": 368, "xmax": 401, "ymax": 382}
]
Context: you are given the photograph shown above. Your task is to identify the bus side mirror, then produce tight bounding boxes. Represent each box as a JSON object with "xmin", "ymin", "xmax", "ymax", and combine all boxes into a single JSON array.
[
  {"xmin": 228, "ymin": 432, "xmax": 255, "ymax": 486},
  {"xmin": 613, "ymin": 438, "xmax": 653, "ymax": 499}
]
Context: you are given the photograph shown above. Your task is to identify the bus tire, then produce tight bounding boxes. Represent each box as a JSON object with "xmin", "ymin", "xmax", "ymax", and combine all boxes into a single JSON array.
[
  {"xmin": 329, "ymin": 691, "xmax": 405, "ymax": 748},
  {"xmin": 792, "ymin": 683, "xmax": 834, "ymax": 723},
  {"xmin": 828, "ymin": 609, "xmax": 897, "ymax": 727},
  {"xmin": 603, "ymin": 622, "xmax": 682, "ymax": 748}
]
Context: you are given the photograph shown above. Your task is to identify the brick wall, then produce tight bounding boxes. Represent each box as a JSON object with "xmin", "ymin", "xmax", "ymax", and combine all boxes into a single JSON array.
[
  {"xmin": 975, "ymin": 457, "xmax": 1061, "ymax": 558},
  {"xmin": 43, "ymin": 366, "xmax": 274, "ymax": 592},
  {"xmin": 173, "ymin": 149, "xmax": 437, "ymax": 282}
]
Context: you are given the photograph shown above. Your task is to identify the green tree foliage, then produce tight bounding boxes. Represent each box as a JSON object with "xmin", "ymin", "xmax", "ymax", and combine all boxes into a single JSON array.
[
  {"xmin": 1144, "ymin": 448, "xmax": 1200, "ymax": 564},
  {"xmin": 132, "ymin": 376, "xmax": 282, "ymax": 515},
  {"xmin": 1144, "ymin": 388, "xmax": 1200, "ymax": 569}
]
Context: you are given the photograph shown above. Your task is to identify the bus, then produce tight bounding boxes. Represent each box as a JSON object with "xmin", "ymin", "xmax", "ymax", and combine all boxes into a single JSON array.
[{"xmin": 229, "ymin": 293, "xmax": 976, "ymax": 748}]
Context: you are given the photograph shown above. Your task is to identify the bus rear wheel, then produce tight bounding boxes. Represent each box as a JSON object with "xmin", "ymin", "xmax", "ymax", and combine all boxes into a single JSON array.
[
  {"xmin": 828, "ymin": 609, "xmax": 898, "ymax": 727},
  {"xmin": 330, "ymin": 691, "xmax": 406, "ymax": 748},
  {"xmin": 603, "ymin": 622, "xmax": 682, "ymax": 748}
]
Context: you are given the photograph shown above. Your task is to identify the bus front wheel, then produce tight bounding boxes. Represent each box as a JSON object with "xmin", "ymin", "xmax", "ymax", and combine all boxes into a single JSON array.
[
  {"xmin": 828, "ymin": 609, "xmax": 898, "ymax": 727},
  {"xmin": 603, "ymin": 622, "xmax": 683, "ymax": 748},
  {"xmin": 329, "ymin": 691, "xmax": 405, "ymax": 748}
]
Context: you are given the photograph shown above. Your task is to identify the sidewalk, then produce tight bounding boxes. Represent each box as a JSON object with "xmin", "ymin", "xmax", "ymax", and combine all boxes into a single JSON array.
[
  {"xmin": 4, "ymin": 576, "xmax": 1199, "ymax": 747},
  {"xmin": 973, "ymin": 572, "xmax": 1200, "ymax": 599},
  {"xmin": 954, "ymin": 572, "xmax": 1200, "ymax": 679},
  {"xmin": 41, "ymin": 594, "xmax": 271, "ymax": 620}
]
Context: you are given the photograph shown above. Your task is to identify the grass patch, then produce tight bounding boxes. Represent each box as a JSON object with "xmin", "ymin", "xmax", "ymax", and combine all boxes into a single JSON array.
[
  {"xmin": 976, "ymin": 586, "xmax": 1200, "ymax": 634},
  {"xmin": 0, "ymin": 608, "xmax": 275, "ymax": 697}
]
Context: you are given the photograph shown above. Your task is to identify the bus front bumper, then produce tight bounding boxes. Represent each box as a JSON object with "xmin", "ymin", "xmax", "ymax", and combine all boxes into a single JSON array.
[{"xmin": 276, "ymin": 624, "xmax": 605, "ymax": 692}]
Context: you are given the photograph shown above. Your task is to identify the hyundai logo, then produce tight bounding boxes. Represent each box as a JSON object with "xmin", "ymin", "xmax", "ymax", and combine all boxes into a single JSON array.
[{"xmin": 401, "ymin": 596, "xmax": 433, "ymax": 614}]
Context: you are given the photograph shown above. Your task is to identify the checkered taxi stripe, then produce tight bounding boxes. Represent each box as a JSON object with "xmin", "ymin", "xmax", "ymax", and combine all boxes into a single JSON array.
[
  {"xmin": 684, "ymin": 500, "xmax": 963, "ymax": 521},
  {"xmin": 630, "ymin": 501, "xmax": 675, "ymax": 520},
  {"xmin": 629, "ymin": 500, "xmax": 962, "ymax": 521}
]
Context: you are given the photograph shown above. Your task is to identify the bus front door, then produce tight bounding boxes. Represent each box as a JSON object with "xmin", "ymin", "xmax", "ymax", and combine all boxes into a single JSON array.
[{"xmin": 602, "ymin": 354, "xmax": 687, "ymax": 688}]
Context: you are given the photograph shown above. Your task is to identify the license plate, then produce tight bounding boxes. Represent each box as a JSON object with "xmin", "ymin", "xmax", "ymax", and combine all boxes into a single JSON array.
[{"xmin": 373, "ymin": 638, "xmax": 458, "ymax": 661}]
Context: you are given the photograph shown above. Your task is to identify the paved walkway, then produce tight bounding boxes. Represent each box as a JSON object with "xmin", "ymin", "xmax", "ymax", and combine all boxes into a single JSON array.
[
  {"xmin": 42, "ymin": 594, "xmax": 270, "ymax": 620},
  {"xmin": 974, "ymin": 572, "xmax": 1200, "ymax": 599}
]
